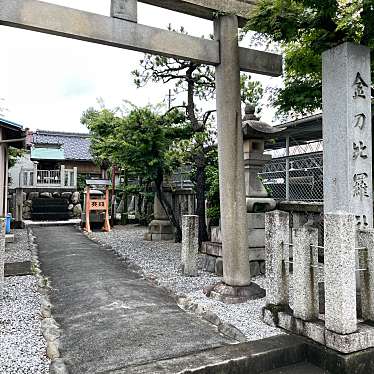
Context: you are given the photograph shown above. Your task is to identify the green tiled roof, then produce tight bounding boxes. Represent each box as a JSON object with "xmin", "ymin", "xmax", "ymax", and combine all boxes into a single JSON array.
[{"xmin": 31, "ymin": 147, "xmax": 65, "ymax": 160}]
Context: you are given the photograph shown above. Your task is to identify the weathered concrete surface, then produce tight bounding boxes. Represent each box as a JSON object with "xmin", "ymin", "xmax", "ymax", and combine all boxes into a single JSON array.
[
  {"xmin": 214, "ymin": 15, "xmax": 251, "ymax": 287},
  {"xmin": 140, "ymin": 0, "xmax": 255, "ymax": 27},
  {"xmin": 0, "ymin": 0, "xmax": 282, "ymax": 76},
  {"xmin": 111, "ymin": 0, "xmax": 138, "ymax": 23},
  {"xmin": 34, "ymin": 226, "xmax": 233, "ymax": 373}
]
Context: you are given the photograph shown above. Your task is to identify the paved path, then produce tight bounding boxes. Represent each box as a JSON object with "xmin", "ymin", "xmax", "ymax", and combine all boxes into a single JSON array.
[{"xmin": 33, "ymin": 225, "xmax": 232, "ymax": 374}]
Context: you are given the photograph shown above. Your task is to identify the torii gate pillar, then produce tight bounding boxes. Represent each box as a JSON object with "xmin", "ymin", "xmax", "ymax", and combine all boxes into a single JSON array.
[{"xmin": 207, "ymin": 15, "xmax": 265, "ymax": 303}]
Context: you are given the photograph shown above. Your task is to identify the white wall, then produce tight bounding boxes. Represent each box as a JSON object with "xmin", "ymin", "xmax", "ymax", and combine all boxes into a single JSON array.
[{"xmin": 8, "ymin": 151, "xmax": 34, "ymax": 189}]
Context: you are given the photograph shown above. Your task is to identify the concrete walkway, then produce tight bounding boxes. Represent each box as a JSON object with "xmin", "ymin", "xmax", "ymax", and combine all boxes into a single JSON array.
[{"xmin": 33, "ymin": 225, "xmax": 233, "ymax": 373}]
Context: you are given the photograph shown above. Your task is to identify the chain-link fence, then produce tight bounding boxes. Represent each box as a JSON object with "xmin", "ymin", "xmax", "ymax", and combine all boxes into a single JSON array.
[{"xmin": 259, "ymin": 142, "xmax": 323, "ymax": 202}]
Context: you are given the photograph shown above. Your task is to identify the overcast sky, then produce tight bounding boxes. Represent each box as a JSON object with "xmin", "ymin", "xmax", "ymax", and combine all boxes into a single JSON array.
[{"xmin": 0, "ymin": 0, "xmax": 282, "ymax": 133}]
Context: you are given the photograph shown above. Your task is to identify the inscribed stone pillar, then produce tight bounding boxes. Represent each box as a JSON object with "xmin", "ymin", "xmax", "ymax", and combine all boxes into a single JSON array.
[
  {"xmin": 214, "ymin": 15, "xmax": 251, "ymax": 287},
  {"xmin": 292, "ymin": 226, "xmax": 319, "ymax": 320},
  {"xmin": 325, "ymin": 213, "xmax": 357, "ymax": 334},
  {"xmin": 181, "ymin": 215, "xmax": 199, "ymax": 276},
  {"xmin": 323, "ymin": 42, "xmax": 373, "ymax": 228},
  {"xmin": 111, "ymin": 0, "xmax": 137, "ymax": 23},
  {"xmin": 265, "ymin": 210, "xmax": 289, "ymax": 305}
]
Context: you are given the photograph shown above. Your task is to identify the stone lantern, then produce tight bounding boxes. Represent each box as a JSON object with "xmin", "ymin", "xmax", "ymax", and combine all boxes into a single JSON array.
[{"xmin": 242, "ymin": 104, "xmax": 285, "ymax": 262}]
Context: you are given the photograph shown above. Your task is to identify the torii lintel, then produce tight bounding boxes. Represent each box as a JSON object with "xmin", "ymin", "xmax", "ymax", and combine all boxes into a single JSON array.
[{"xmin": 0, "ymin": 0, "xmax": 281, "ymax": 77}]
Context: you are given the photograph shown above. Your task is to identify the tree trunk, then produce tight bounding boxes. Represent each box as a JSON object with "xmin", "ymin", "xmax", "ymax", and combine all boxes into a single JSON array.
[{"xmin": 195, "ymin": 149, "xmax": 209, "ymax": 246}]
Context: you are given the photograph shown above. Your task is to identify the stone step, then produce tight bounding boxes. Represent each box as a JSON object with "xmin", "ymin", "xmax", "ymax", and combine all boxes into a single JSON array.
[
  {"xmin": 263, "ymin": 362, "xmax": 328, "ymax": 374},
  {"xmin": 126, "ymin": 334, "xmax": 308, "ymax": 373}
]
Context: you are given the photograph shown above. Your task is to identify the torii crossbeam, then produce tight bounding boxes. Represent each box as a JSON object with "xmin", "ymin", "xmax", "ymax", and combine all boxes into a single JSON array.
[
  {"xmin": 0, "ymin": 0, "xmax": 281, "ymax": 77},
  {"xmin": 0, "ymin": 0, "xmax": 282, "ymax": 301}
]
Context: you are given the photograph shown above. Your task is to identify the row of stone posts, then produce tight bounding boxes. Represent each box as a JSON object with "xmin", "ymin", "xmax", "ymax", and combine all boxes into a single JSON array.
[{"xmin": 263, "ymin": 42, "xmax": 374, "ymax": 354}]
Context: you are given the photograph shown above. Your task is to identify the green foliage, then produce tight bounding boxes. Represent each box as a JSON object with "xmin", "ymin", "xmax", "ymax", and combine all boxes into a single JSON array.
[
  {"xmin": 205, "ymin": 149, "xmax": 220, "ymax": 226},
  {"xmin": 82, "ymin": 105, "xmax": 190, "ymax": 185},
  {"xmin": 245, "ymin": 0, "xmax": 374, "ymax": 117},
  {"xmin": 8, "ymin": 147, "xmax": 25, "ymax": 168}
]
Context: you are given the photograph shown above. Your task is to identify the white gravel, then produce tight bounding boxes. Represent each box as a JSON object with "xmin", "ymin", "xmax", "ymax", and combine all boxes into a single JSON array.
[
  {"xmin": 5, "ymin": 229, "xmax": 31, "ymax": 263},
  {"xmin": 91, "ymin": 225, "xmax": 282, "ymax": 341},
  {"xmin": 0, "ymin": 276, "xmax": 49, "ymax": 374}
]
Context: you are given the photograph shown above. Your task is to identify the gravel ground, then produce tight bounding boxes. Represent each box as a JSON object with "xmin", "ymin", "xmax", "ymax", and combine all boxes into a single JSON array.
[
  {"xmin": 0, "ymin": 276, "xmax": 49, "ymax": 374},
  {"xmin": 5, "ymin": 229, "xmax": 31, "ymax": 263},
  {"xmin": 91, "ymin": 225, "xmax": 282, "ymax": 341}
]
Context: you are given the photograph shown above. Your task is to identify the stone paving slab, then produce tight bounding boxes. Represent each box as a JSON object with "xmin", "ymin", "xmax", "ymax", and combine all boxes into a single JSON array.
[{"xmin": 33, "ymin": 226, "xmax": 233, "ymax": 374}]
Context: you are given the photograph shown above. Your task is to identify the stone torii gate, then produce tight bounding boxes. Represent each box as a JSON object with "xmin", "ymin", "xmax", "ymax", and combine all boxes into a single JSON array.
[{"xmin": 0, "ymin": 0, "xmax": 282, "ymax": 300}]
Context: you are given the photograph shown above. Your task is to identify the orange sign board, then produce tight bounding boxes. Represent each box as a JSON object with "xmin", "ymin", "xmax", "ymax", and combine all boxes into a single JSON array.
[{"xmin": 89, "ymin": 199, "xmax": 107, "ymax": 211}]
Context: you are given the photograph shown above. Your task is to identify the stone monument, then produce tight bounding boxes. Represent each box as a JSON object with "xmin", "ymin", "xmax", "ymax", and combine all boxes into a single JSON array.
[
  {"xmin": 144, "ymin": 189, "xmax": 174, "ymax": 241},
  {"xmin": 264, "ymin": 43, "xmax": 374, "ymax": 360}
]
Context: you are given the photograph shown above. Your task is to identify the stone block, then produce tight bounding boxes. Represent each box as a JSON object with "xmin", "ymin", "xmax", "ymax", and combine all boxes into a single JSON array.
[
  {"xmin": 304, "ymin": 320, "xmax": 325, "ymax": 346},
  {"xmin": 181, "ymin": 215, "xmax": 199, "ymax": 276},
  {"xmin": 28, "ymin": 192, "xmax": 39, "ymax": 200},
  {"xmin": 265, "ymin": 210, "xmax": 290, "ymax": 305},
  {"xmin": 250, "ymin": 261, "xmax": 260, "ymax": 277},
  {"xmin": 5, "ymin": 234, "xmax": 14, "ymax": 244},
  {"xmin": 277, "ymin": 312, "xmax": 293, "ymax": 331},
  {"xmin": 203, "ymin": 242, "xmax": 222, "ymax": 257},
  {"xmin": 149, "ymin": 219, "xmax": 174, "ymax": 234},
  {"xmin": 215, "ymin": 257, "xmax": 223, "ymax": 276},
  {"xmin": 324, "ymin": 213, "xmax": 357, "ymax": 334},
  {"xmin": 204, "ymin": 255, "xmax": 216, "ymax": 273},
  {"xmin": 325, "ymin": 324, "xmax": 374, "ymax": 354},
  {"xmin": 111, "ymin": 0, "xmax": 137, "ymax": 22},
  {"xmin": 357, "ymin": 230, "xmax": 374, "ymax": 321},
  {"xmin": 247, "ymin": 213, "xmax": 265, "ymax": 229},
  {"xmin": 151, "ymin": 233, "xmax": 174, "ymax": 241},
  {"xmin": 143, "ymin": 232, "xmax": 152, "ymax": 241},
  {"xmin": 40, "ymin": 192, "xmax": 52, "ymax": 198},
  {"xmin": 249, "ymin": 247, "xmax": 264, "ymax": 261},
  {"xmin": 211, "ymin": 226, "xmax": 221, "ymax": 243},
  {"xmin": 293, "ymin": 225, "xmax": 319, "ymax": 320},
  {"xmin": 71, "ymin": 191, "xmax": 80, "ymax": 204},
  {"xmin": 260, "ymin": 261, "xmax": 265, "ymax": 274},
  {"xmin": 248, "ymin": 228, "xmax": 265, "ymax": 247}
]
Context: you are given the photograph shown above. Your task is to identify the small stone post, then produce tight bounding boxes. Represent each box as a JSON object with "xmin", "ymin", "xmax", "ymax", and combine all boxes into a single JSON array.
[
  {"xmin": 265, "ymin": 210, "xmax": 289, "ymax": 305},
  {"xmin": 181, "ymin": 215, "xmax": 199, "ymax": 276},
  {"xmin": 324, "ymin": 213, "xmax": 357, "ymax": 334},
  {"xmin": 111, "ymin": 0, "xmax": 137, "ymax": 23},
  {"xmin": 358, "ymin": 230, "xmax": 374, "ymax": 321},
  {"xmin": 0, "ymin": 217, "xmax": 5, "ymax": 298},
  {"xmin": 293, "ymin": 225, "xmax": 319, "ymax": 320},
  {"xmin": 15, "ymin": 187, "xmax": 24, "ymax": 224}
]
